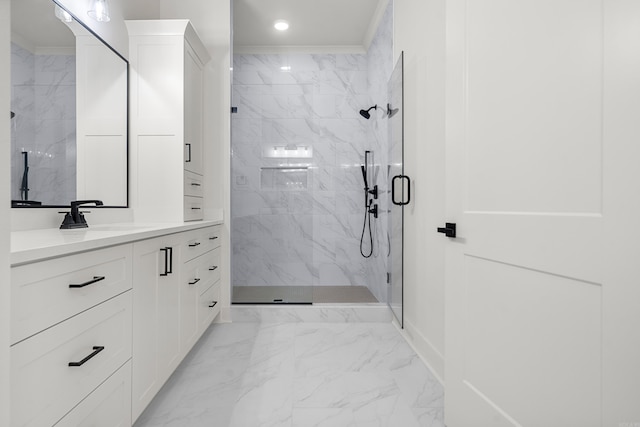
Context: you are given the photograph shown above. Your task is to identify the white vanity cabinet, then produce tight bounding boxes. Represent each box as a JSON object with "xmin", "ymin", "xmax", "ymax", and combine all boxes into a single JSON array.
[
  {"xmin": 131, "ymin": 224, "xmax": 222, "ymax": 422},
  {"xmin": 10, "ymin": 246, "xmax": 134, "ymax": 427},
  {"xmin": 10, "ymin": 222, "xmax": 224, "ymax": 426},
  {"xmin": 131, "ymin": 234, "xmax": 182, "ymax": 420},
  {"xmin": 127, "ymin": 20, "xmax": 211, "ymax": 222}
]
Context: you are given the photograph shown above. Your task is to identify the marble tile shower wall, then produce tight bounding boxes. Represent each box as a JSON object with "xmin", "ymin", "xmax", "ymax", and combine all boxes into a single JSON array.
[
  {"xmin": 10, "ymin": 43, "xmax": 76, "ymax": 205},
  {"xmin": 231, "ymin": 2, "xmax": 394, "ymax": 299},
  {"xmin": 232, "ymin": 53, "xmax": 376, "ymax": 290},
  {"xmin": 364, "ymin": 0, "xmax": 394, "ymax": 303}
]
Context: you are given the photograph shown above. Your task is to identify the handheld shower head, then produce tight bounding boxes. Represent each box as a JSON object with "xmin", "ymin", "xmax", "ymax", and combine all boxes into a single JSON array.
[
  {"xmin": 360, "ymin": 165, "xmax": 368, "ymax": 188},
  {"xmin": 359, "ymin": 105, "xmax": 377, "ymax": 120}
]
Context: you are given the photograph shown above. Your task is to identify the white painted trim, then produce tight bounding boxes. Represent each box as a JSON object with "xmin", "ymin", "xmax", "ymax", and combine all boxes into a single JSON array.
[
  {"xmin": 362, "ymin": 0, "xmax": 390, "ymax": 51},
  {"xmin": 1, "ymin": 1, "xmax": 11, "ymax": 423},
  {"xmin": 233, "ymin": 44, "xmax": 367, "ymax": 55},
  {"xmin": 395, "ymin": 317, "xmax": 445, "ymax": 385}
]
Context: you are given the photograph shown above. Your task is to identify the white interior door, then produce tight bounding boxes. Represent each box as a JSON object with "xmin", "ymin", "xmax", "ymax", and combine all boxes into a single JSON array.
[{"xmin": 444, "ymin": 1, "xmax": 640, "ymax": 426}]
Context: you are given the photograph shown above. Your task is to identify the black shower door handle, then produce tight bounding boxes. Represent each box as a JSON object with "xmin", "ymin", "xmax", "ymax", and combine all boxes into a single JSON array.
[{"xmin": 391, "ymin": 175, "xmax": 411, "ymax": 206}]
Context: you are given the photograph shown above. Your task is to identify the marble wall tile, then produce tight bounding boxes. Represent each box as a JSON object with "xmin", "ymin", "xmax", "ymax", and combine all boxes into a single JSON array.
[
  {"xmin": 232, "ymin": 48, "xmax": 391, "ymax": 292},
  {"xmin": 11, "ymin": 43, "xmax": 35, "ymax": 86},
  {"xmin": 10, "ymin": 43, "xmax": 76, "ymax": 205}
]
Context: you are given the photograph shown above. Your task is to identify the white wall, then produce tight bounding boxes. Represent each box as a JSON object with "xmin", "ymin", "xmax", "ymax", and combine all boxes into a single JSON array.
[
  {"xmin": 0, "ymin": 0, "xmax": 11, "ymax": 423},
  {"xmin": 55, "ymin": 0, "xmax": 130, "ymax": 58},
  {"xmin": 394, "ymin": 0, "xmax": 447, "ymax": 381}
]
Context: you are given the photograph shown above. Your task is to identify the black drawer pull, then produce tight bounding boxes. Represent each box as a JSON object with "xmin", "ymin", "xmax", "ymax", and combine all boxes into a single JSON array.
[
  {"xmin": 191, "ymin": 207, "xmax": 202, "ymax": 210},
  {"xmin": 191, "ymin": 183, "xmax": 201, "ymax": 186},
  {"xmin": 188, "ymin": 278, "xmax": 201, "ymax": 285},
  {"xmin": 68, "ymin": 346, "xmax": 105, "ymax": 367},
  {"xmin": 209, "ymin": 266, "xmax": 218, "ymax": 271},
  {"xmin": 69, "ymin": 276, "xmax": 105, "ymax": 288},
  {"xmin": 209, "ymin": 301, "xmax": 218, "ymax": 308},
  {"xmin": 188, "ymin": 242, "xmax": 201, "ymax": 247},
  {"xmin": 209, "ymin": 236, "xmax": 218, "ymax": 240}
]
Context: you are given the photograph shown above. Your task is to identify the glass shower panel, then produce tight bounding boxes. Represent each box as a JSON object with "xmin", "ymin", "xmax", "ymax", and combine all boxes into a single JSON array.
[{"xmin": 388, "ymin": 52, "xmax": 404, "ymax": 326}]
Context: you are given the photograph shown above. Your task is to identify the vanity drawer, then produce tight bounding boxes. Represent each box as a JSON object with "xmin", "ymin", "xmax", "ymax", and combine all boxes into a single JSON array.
[
  {"xmin": 54, "ymin": 361, "xmax": 132, "ymax": 427},
  {"xmin": 198, "ymin": 280, "xmax": 221, "ymax": 333},
  {"xmin": 184, "ymin": 170, "xmax": 204, "ymax": 197},
  {"xmin": 11, "ymin": 292, "xmax": 132, "ymax": 427},
  {"xmin": 181, "ymin": 226, "xmax": 221, "ymax": 263},
  {"xmin": 184, "ymin": 195, "xmax": 204, "ymax": 221},
  {"xmin": 199, "ymin": 247, "xmax": 221, "ymax": 288},
  {"xmin": 11, "ymin": 244, "xmax": 133, "ymax": 344},
  {"xmin": 180, "ymin": 248, "xmax": 220, "ymax": 293}
]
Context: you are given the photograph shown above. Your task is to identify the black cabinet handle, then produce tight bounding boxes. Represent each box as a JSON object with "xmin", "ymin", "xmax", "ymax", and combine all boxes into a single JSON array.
[
  {"xmin": 437, "ymin": 223, "xmax": 457, "ymax": 238},
  {"xmin": 69, "ymin": 276, "xmax": 105, "ymax": 288},
  {"xmin": 188, "ymin": 278, "xmax": 200, "ymax": 285},
  {"xmin": 185, "ymin": 143, "xmax": 192, "ymax": 163},
  {"xmin": 191, "ymin": 207, "xmax": 202, "ymax": 210},
  {"xmin": 68, "ymin": 346, "xmax": 105, "ymax": 367},
  {"xmin": 160, "ymin": 247, "xmax": 173, "ymax": 276},
  {"xmin": 209, "ymin": 301, "xmax": 218, "ymax": 308},
  {"xmin": 191, "ymin": 183, "xmax": 201, "ymax": 186},
  {"xmin": 392, "ymin": 175, "xmax": 411, "ymax": 206},
  {"xmin": 209, "ymin": 266, "xmax": 218, "ymax": 271},
  {"xmin": 209, "ymin": 236, "xmax": 218, "ymax": 241},
  {"xmin": 188, "ymin": 242, "xmax": 201, "ymax": 247}
]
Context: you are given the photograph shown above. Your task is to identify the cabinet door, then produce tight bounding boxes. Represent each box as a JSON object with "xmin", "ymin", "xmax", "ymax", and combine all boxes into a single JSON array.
[
  {"xmin": 183, "ymin": 41, "xmax": 203, "ymax": 176},
  {"xmin": 180, "ymin": 256, "xmax": 200, "ymax": 356},
  {"xmin": 132, "ymin": 236, "xmax": 181, "ymax": 422}
]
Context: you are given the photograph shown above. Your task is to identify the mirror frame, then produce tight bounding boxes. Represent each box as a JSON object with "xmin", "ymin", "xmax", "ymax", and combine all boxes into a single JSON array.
[{"xmin": 11, "ymin": 0, "xmax": 129, "ymax": 208}]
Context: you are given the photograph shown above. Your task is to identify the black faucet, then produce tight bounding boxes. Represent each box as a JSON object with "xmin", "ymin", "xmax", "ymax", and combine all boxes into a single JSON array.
[{"xmin": 60, "ymin": 200, "xmax": 104, "ymax": 229}]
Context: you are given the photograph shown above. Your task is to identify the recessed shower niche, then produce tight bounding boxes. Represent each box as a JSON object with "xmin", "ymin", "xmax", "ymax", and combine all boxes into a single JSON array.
[{"xmin": 259, "ymin": 144, "xmax": 312, "ymax": 191}]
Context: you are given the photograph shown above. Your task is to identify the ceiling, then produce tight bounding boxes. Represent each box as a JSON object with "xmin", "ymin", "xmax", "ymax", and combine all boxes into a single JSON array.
[
  {"xmin": 233, "ymin": 0, "xmax": 389, "ymax": 54},
  {"xmin": 12, "ymin": 0, "xmax": 389, "ymax": 54},
  {"xmin": 12, "ymin": 0, "xmax": 77, "ymax": 51}
]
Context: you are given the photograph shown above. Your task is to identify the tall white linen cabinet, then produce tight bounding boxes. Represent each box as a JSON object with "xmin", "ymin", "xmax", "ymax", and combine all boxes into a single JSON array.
[{"xmin": 127, "ymin": 20, "xmax": 211, "ymax": 222}]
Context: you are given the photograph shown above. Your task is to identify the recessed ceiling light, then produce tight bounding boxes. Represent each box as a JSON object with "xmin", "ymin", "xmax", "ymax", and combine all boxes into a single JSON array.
[{"xmin": 274, "ymin": 20, "xmax": 289, "ymax": 31}]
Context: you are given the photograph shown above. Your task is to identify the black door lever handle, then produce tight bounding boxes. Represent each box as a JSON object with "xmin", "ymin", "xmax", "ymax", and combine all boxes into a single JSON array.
[{"xmin": 437, "ymin": 223, "xmax": 456, "ymax": 238}]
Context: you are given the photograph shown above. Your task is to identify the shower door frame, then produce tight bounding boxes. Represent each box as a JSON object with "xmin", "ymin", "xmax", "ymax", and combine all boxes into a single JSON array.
[{"xmin": 388, "ymin": 51, "xmax": 405, "ymax": 327}]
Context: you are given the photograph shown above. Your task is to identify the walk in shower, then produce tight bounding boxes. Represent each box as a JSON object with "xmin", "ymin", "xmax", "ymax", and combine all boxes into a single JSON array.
[{"xmin": 231, "ymin": 0, "xmax": 395, "ymax": 305}]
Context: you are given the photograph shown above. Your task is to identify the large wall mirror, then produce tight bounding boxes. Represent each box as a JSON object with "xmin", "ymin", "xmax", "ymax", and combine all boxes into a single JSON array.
[{"xmin": 10, "ymin": 0, "xmax": 128, "ymax": 208}]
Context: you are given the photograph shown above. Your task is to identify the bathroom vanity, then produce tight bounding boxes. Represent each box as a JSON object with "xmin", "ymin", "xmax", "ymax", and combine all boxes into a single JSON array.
[{"xmin": 9, "ymin": 221, "xmax": 223, "ymax": 426}]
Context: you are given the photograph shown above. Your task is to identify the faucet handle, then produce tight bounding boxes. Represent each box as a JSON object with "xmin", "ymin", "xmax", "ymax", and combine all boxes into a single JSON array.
[{"xmin": 70, "ymin": 200, "xmax": 104, "ymax": 209}]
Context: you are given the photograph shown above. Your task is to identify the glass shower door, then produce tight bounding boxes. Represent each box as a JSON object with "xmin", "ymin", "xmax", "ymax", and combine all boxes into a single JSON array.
[{"xmin": 388, "ymin": 52, "xmax": 405, "ymax": 327}]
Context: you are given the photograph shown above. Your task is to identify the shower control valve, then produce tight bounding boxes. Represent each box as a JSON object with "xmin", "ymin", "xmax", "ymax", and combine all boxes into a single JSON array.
[
  {"xmin": 368, "ymin": 185, "xmax": 378, "ymax": 199},
  {"xmin": 369, "ymin": 203, "xmax": 378, "ymax": 219}
]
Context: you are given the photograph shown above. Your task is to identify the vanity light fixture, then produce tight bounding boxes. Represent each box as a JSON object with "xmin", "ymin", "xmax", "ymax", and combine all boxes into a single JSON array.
[
  {"xmin": 54, "ymin": 5, "xmax": 72, "ymax": 23},
  {"xmin": 87, "ymin": 0, "xmax": 110, "ymax": 22},
  {"xmin": 274, "ymin": 20, "xmax": 289, "ymax": 31}
]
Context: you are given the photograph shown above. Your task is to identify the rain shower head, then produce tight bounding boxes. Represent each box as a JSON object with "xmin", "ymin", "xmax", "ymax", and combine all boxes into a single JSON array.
[{"xmin": 359, "ymin": 105, "xmax": 377, "ymax": 119}]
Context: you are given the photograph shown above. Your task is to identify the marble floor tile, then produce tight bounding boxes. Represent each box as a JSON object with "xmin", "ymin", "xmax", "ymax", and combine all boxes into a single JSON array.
[{"xmin": 134, "ymin": 322, "xmax": 444, "ymax": 427}]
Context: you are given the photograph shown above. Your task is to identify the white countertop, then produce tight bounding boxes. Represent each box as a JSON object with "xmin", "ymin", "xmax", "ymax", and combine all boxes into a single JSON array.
[{"xmin": 11, "ymin": 219, "xmax": 223, "ymax": 266}]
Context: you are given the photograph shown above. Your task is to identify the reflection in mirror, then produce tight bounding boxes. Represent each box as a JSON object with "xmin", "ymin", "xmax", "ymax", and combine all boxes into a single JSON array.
[{"xmin": 10, "ymin": 0, "xmax": 128, "ymax": 207}]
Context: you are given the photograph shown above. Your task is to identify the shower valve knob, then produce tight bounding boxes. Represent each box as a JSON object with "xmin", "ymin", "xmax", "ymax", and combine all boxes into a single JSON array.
[
  {"xmin": 368, "ymin": 185, "xmax": 378, "ymax": 199},
  {"xmin": 369, "ymin": 204, "xmax": 378, "ymax": 219}
]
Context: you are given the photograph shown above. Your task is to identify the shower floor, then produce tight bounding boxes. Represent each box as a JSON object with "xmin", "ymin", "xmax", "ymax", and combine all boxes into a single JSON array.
[{"xmin": 232, "ymin": 286, "xmax": 379, "ymax": 304}]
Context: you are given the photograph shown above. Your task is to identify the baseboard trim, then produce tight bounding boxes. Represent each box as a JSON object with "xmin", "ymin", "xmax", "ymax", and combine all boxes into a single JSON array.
[{"xmin": 395, "ymin": 317, "xmax": 445, "ymax": 385}]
